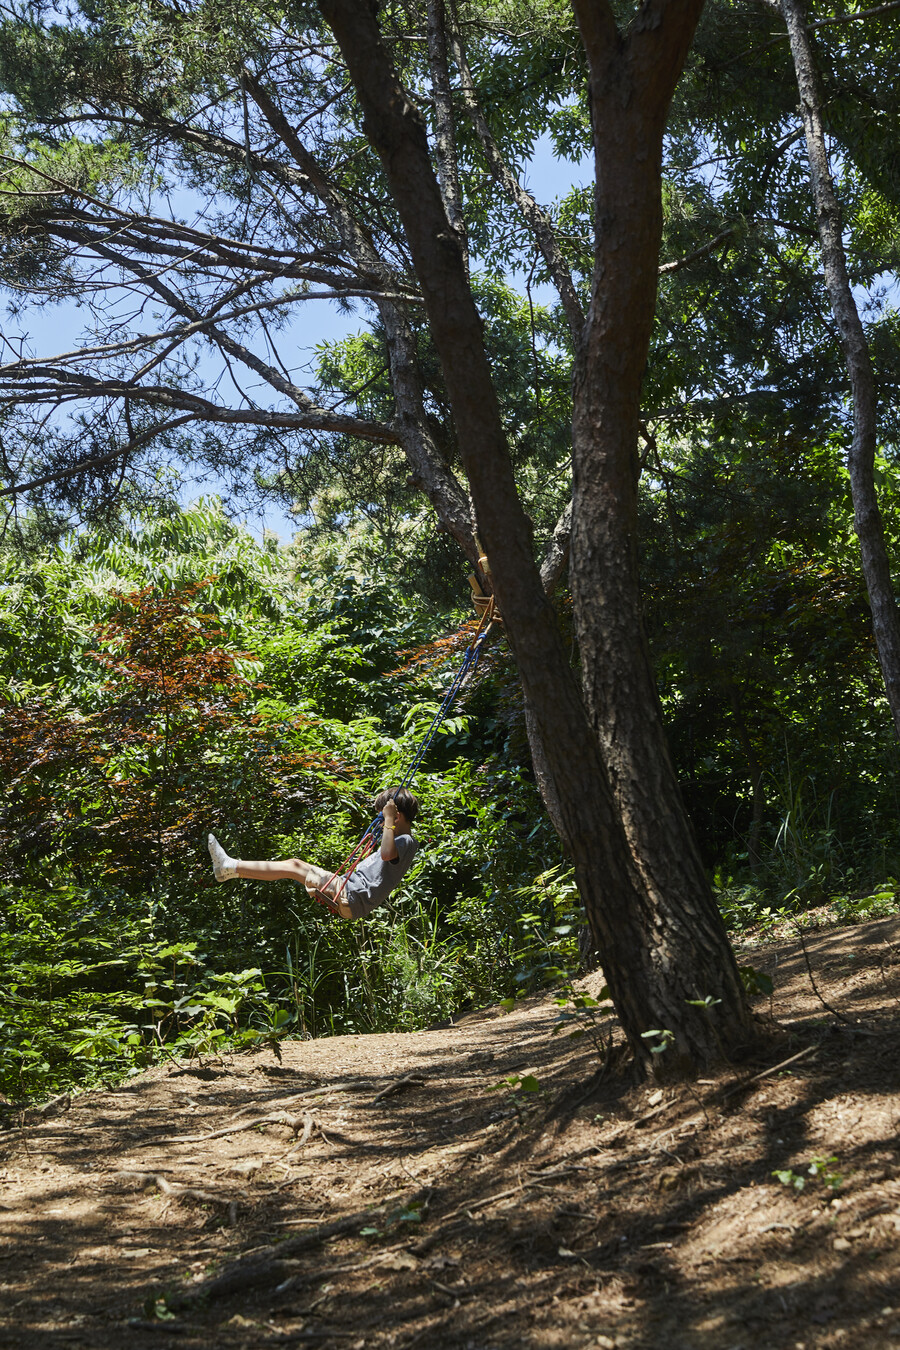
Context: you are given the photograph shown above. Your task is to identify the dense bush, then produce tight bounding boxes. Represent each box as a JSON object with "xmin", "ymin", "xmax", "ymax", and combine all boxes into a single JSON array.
[{"xmin": 0, "ymin": 504, "xmax": 567, "ymax": 1098}]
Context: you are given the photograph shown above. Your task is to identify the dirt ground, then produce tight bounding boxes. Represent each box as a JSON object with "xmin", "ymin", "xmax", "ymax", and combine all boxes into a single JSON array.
[{"xmin": 3, "ymin": 916, "xmax": 900, "ymax": 1350}]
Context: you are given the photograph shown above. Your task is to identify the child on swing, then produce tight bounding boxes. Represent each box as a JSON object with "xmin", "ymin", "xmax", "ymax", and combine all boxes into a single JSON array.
[{"xmin": 207, "ymin": 787, "xmax": 419, "ymax": 921}]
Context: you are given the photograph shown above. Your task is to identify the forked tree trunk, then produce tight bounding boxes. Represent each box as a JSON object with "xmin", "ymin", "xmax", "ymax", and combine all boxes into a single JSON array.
[
  {"xmin": 780, "ymin": 0, "xmax": 900, "ymax": 738},
  {"xmin": 318, "ymin": 0, "xmax": 753, "ymax": 1071}
]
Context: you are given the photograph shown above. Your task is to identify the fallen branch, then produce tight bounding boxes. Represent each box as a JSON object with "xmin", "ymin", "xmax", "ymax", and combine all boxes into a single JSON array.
[
  {"xmin": 144, "ymin": 1109, "xmax": 307, "ymax": 1146},
  {"xmin": 150, "ymin": 1072, "xmax": 429, "ymax": 1145},
  {"xmin": 36, "ymin": 1093, "xmax": 72, "ymax": 1117},
  {"xmin": 118, "ymin": 1170, "xmax": 234, "ymax": 1206},
  {"xmin": 747, "ymin": 1043, "xmax": 818, "ymax": 1082},
  {"xmin": 793, "ymin": 923, "xmax": 858, "ymax": 1026},
  {"xmin": 126, "ymin": 1320, "xmax": 204, "ymax": 1334},
  {"xmin": 427, "ymin": 1164, "xmax": 588, "ymax": 1227},
  {"xmin": 600, "ymin": 1096, "xmax": 679, "ymax": 1145},
  {"xmin": 372, "ymin": 1074, "xmax": 427, "ymax": 1103},
  {"xmin": 283, "ymin": 1111, "xmax": 316, "ymax": 1157},
  {"xmin": 721, "ymin": 1043, "xmax": 819, "ymax": 1099}
]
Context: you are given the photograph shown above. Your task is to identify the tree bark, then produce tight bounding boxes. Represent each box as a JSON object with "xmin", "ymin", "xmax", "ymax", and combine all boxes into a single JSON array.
[
  {"xmin": 567, "ymin": 0, "xmax": 751, "ymax": 1046},
  {"xmin": 318, "ymin": 0, "xmax": 753, "ymax": 1070},
  {"xmin": 779, "ymin": 0, "xmax": 900, "ymax": 738}
]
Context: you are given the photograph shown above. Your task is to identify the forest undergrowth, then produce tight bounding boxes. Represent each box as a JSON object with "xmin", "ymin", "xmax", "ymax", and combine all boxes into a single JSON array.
[{"xmin": 3, "ymin": 503, "xmax": 900, "ymax": 1106}]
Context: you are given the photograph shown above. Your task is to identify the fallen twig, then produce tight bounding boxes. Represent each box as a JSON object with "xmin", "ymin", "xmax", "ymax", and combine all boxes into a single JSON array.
[
  {"xmin": 794, "ymin": 923, "xmax": 857, "ymax": 1026},
  {"xmin": 36, "ymin": 1093, "xmax": 71, "ymax": 1117},
  {"xmin": 372, "ymin": 1074, "xmax": 427, "ymax": 1103},
  {"xmin": 721, "ymin": 1044, "xmax": 819, "ymax": 1099},
  {"xmin": 283, "ymin": 1111, "xmax": 315, "ymax": 1157},
  {"xmin": 145, "ymin": 1074, "xmax": 426, "ymax": 1145},
  {"xmin": 429, "ymin": 1165, "xmax": 587, "ymax": 1227},
  {"xmin": 170, "ymin": 1188, "xmax": 432, "ymax": 1307},
  {"xmin": 600, "ymin": 1096, "xmax": 678, "ymax": 1145},
  {"xmin": 632, "ymin": 1098, "xmax": 677, "ymax": 1128},
  {"xmin": 747, "ymin": 1044, "xmax": 818, "ymax": 1082},
  {"xmin": 648, "ymin": 1112, "xmax": 706, "ymax": 1145},
  {"xmin": 117, "ymin": 1170, "xmax": 234, "ymax": 1206},
  {"xmin": 126, "ymin": 1319, "xmax": 202, "ymax": 1334},
  {"xmin": 144, "ymin": 1109, "xmax": 307, "ymax": 1146}
]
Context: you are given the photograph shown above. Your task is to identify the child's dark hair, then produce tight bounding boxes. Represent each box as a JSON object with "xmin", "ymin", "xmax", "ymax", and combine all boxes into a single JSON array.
[{"xmin": 374, "ymin": 786, "xmax": 419, "ymax": 824}]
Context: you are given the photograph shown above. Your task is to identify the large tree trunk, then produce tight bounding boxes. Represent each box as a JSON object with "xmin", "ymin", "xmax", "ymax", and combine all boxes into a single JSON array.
[
  {"xmin": 318, "ymin": 0, "xmax": 753, "ymax": 1070},
  {"xmin": 780, "ymin": 0, "xmax": 900, "ymax": 738},
  {"xmin": 569, "ymin": 0, "xmax": 751, "ymax": 1044}
]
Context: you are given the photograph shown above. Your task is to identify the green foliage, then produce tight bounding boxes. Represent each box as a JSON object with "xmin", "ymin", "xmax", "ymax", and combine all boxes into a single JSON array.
[
  {"xmin": 832, "ymin": 884, "xmax": 900, "ymax": 925},
  {"xmin": 738, "ymin": 965, "xmax": 774, "ymax": 999},
  {"xmin": 643, "ymin": 429, "xmax": 900, "ymax": 923},
  {"xmin": 0, "ymin": 503, "xmax": 568, "ymax": 1099},
  {"xmin": 0, "ymin": 882, "xmax": 283, "ymax": 1098},
  {"xmin": 640, "ymin": 1028, "xmax": 675, "ymax": 1056},
  {"xmin": 509, "ymin": 865, "xmax": 582, "ymax": 990},
  {"xmin": 552, "ymin": 982, "xmax": 613, "ymax": 1059},
  {"xmin": 0, "ymin": 0, "xmax": 897, "ymax": 1088},
  {"xmin": 773, "ymin": 1155, "xmax": 843, "ymax": 1193},
  {"xmin": 358, "ymin": 1198, "xmax": 425, "ymax": 1240},
  {"xmin": 488, "ymin": 1070, "xmax": 544, "ymax": 1127}
]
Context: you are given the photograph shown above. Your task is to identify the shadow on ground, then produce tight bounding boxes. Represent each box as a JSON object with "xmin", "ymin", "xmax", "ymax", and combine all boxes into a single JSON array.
[{"xmin": 2, "ymin": 916, "xmax": 900, "ymax": 1349}]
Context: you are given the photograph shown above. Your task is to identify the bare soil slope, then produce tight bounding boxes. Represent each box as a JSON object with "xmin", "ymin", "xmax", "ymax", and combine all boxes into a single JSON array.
[{"xmin": 2, "ymin": 917, "xmax": 900, "ymax": 1350}]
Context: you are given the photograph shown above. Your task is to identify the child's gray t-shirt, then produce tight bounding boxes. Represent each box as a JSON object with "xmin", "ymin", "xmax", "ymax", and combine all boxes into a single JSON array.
[{"xmin": 344, "ymin": 833, "xmax": 418, "ymax": 919}]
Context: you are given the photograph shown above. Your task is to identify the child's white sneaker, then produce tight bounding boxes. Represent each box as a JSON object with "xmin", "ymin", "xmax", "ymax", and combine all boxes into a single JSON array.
[{"xmin": 208, "ymin": 833, "xmax": 239, "ymax": 881}]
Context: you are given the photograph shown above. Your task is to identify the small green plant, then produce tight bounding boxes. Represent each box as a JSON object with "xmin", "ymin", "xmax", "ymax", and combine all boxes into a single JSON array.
[
  {"xmin": 551, "ymin": 981, "xmax": 615, "ymax": 1066},
  {"xmin": 640, "ymin": 1027, "xmax": 675, "ymax": 1055},
  {"xmin": 685, "ymin": 995, "xmax": 721, "ymax": 1012},
  {"xmin": 807, "ymin": 1154, "xmax": 843, "ymax": 1189},
  {"xmin": 773, "ymin": 1154, "xmax": 843, "ymax": 1192},
  {"xmin": 511, "ymin": 867, "xmax": 582, "ymax": 990},
  {"xmin": 832, "ymin": 884, "xmax": 900, "ymax": 924},
  {"xmin": 143, "ymin": 1297, "xmax": 178, "ymax": 1323},
  {"xmin": 360, "ymin": 1199, "xmax": 425, "ymax": 1239},
  {"xmin": 739, "ymin": 965, "xmax": 774, "ymax": 997},
  {"xmin": 772, "ymin": 1166, "xmax": 807, "ymax": 1192},
  {"xmin": 488, "ymin": 1071, "xmax": 543, "ymax": 1125}
]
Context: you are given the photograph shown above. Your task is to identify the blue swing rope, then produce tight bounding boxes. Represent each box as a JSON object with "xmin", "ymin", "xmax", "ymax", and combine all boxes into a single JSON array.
[{"xmin": 314, "ymin": 599, "xmax": 496, "ymax": 911}]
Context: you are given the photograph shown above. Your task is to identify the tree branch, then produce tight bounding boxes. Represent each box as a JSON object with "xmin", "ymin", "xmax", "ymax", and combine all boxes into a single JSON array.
[
  {"xmin": 808, "ymin": 0, "xmax": 900, "ymax": 26},
  {"xmin": 540, "ymin": 498, "xmax": 573, "ymax": 593},
  {"xmin": 0, "ymin": 415, "xmax": 195, "ymax": 498},
  {"xmin": 244, "ymin": 64, "xmax": 479, "ymax": 563},
  {"xmin": 86, "ymin": 241, "xmax": 322, "ymax": 414},
  {"xmin": 780, "ymin": 0, "xmax": 900, "ymax": 736},
  {"xmin": 570, "ymin": 0, "xmax": 620, "ymax": 71},
  {"xmin": 449, "ymin": 25, "xmax": 586, "ymax": 345},
  {"xmin": 658, "ymin": 225, "xmax": 739, "ymax": 274},
  {"xmin": 0, "ymin": 371, "xmax": 400, "ymax": 441},
  {"xmin": 426, "ymin": 0, "xmax": 468, "ymax": 270}
]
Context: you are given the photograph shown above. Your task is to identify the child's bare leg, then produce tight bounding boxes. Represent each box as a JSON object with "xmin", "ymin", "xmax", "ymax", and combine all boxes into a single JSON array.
[
  {"xmin": 208, "ymin": 835, "xmax": 343, "ymax": 908},
  {"xmin": 235, "ymin": 857, "xmax": 321, "ymax": 885},
  {"xmin": 236, "ymin": 857, "xmax": 341, "ymax": 904},
  {"xmin": 209, "ymin": 835, "xmax": 328, "ymax": 890}
]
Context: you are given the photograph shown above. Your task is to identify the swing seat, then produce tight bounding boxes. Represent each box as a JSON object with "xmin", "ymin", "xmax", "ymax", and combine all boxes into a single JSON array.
[{"xmin": 314, "ymin": 886, "xmax": 340, "ymax": 913}]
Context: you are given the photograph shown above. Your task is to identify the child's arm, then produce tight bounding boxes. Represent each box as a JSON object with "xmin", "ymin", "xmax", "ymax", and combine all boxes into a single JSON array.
[{"xmin": 380, "ymin": 798, "xmax": 400, "ymax": 861}]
